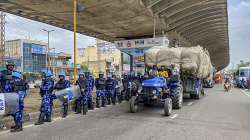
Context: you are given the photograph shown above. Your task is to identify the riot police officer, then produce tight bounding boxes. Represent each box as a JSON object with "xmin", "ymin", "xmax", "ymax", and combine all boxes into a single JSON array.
[
  {"xmin": 0, "ymin": 60, "xmax": 16, "ymax": 93},
  {"xmin": 105, "ymin": 73, "xmax": 115, "ymax": 105},
  {"xmin": 35, "ymin": 69, "xmax": 54, "ymax": 125},
  {"xmin": 54, "ymin": 71, "xmax": 71, "ymax": 118},
  {"xmin": 75, "ymin": 72, "xmax": 88, "ymax": 115},
  {"xmin": 88, "ymin": 74, "xmax": 95, "ymax": 109},
  {"xmin": 95, "ymin": 71, "xmax": 106, "ymax": 108},
  {"xmin": 0, "ymin": 61, "xmax": 28, "ymax": 132},
  {"xmin": 11, "ymin": 71, "xmax": 28, "ymax": 132}
]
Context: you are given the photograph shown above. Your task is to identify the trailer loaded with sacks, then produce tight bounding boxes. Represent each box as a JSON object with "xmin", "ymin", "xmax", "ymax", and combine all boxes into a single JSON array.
[{"xmin": 129, "ymin": 45, "xmax": 213, "ymax": 116}]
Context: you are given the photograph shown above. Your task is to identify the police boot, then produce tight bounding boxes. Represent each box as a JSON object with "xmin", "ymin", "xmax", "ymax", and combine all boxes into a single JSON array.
[
  {"xmin": 10, "ymin": 125, "xmax": 17, "ymax": 129},
  {"xmin": 88, "ymin": 99, "xmax": 94, "ymax": 110},
  {"xmin": 82, "ymin": 103, "xmax": 88, "ymax": 115},
  {"xmin": 101, "ymin": 96, "xmax": 106, "ymax": 107},
  {"xmin": 107, "ymin": 97, "xmax": 111, "ymax": 105},
  {"xmin": 62, "ymin": 103, "xmax": 68, "ymax": 118},
  {"xmin": 10, "ymin": 118, "xmax": 18, "ymax": 129},
  {"xmin": 75, "ymin": 99, "xmax": 82, "ymax": 114},
  {"xmin": 10, "ymin": 126, "xmax": 23, "ymax": 132},
  {"xmin": 118, "ymin": 93, "xmax": 123, "ymax": 103},
  {"xmin": 45, "ymin": 113, "xmax": 52, "ymax": 122},
  {"xmin": 11, "ymin": 119, "xmax": 23, "ymax": 132},
  {"xmin": 35, "ymin": 112, "xmax": 45, "ymax": 125},
  {"xmin": 112, "ymin": 94, "xmax": 116, "ymax": 105},
  {"xmin": 96, "ymin": 97, "xmax": 101, "ymax": 108}
]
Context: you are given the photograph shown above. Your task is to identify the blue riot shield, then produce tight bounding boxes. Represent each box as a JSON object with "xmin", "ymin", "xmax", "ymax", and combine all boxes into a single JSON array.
[
  {"xmin": 54, "ymin": 86, "xmax": 80, "ymax": 103},
  {"xmin": 0, "ymin": 93, "xmax": 19, "ymax": 117}
]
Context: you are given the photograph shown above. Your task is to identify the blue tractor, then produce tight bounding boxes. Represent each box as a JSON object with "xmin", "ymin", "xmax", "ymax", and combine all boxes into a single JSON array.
[{"xmin": 129, "ymin": 77, "xmax": 179, "ymax": 116}]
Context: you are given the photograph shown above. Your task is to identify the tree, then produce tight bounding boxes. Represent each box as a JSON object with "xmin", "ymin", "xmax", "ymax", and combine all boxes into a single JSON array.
[{"xmin": 80, "ymin": 64, "xmax": 89, "ymax": 71}]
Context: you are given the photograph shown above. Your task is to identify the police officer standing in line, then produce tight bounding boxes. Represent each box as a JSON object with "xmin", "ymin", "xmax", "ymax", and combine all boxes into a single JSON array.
[
  {"xmin": 75, "ymin": 71, "xmax": 88, "ymax": 115},
  {"xmin": 35, "ymin": 69, "xmax": 54, "ymax": 125},
  {"xmin": 54, "ymin": 71, "xmax": 71, "ymax": 118},
  {"xmin": 95, "ymin": 71, "xmax": 106, "ymax": 108},
  {"xmin": 0, "ymin": 60, "xmax": 28, "ymax": 132},
  {"xmin": 0, "ymin": 61, "xmax": 16, "ymax": 130},
  {"xmin": 11, "ymin": 72, "xmax": 28, "ymax": 132},
  {"xmin": 105, "ymin": 73, "xmax": 115, "ymax": 105},
  {"xmin": 0, "ymin": 61, "xmax": 16, "ymax": 93},
  {"xmin": 88, "ymin": 74, "xmax": 95, "ymax": 110}
]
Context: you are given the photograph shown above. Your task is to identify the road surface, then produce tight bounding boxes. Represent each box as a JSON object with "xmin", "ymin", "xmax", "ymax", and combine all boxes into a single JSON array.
[{"xmin": 1, "ymin": 85, "xmax": 250, "ymax": 140}]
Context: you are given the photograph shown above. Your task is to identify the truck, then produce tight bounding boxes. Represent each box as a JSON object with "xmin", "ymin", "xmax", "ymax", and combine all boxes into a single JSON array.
[{"xmin": 129, "ymin": 46, "xmax": 212, "ymax": 115}]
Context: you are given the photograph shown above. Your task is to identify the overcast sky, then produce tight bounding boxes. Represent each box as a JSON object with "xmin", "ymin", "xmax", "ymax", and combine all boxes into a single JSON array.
[
  {"xmin": 228, "ymin": 0, "xmax": 250, "ymax": 68},
  {"xmin": 4, "ymin": 0, "xmax": 250, "ymax": 68},
  {"xmin": 5, "ymin": 13, "xmax": 96, "ymax": 53}
]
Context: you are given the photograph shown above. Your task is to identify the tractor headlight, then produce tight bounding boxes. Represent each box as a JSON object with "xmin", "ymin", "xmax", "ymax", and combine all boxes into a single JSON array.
[
  {"xmin": 153, "ymin": 83, "xmax": 161, "ymax": 87},
  {"xmin": 152, "ymin": 90, "xmax": 157, "ymax": 94}
]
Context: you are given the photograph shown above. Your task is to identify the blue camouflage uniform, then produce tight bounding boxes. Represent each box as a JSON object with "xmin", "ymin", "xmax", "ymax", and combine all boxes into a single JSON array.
[
  {"xmin": 86, "ymin": 74, "xmax": 94, "ymax": 109},
  {"xmin": 105, "ymin": 74, "xmax": 115, "ymax": 105},
  {"xmin": 95, "ymin": 72, "xmax": 106, "ymax": 108},
  {"xmin": 54, "ymin": 73, "xmax": 71, "ymax": 118},
  {"xmin": 35, "ymin": 70, "xmax": 54, "ymax": 125},
  {"xmin": 12, "ymin": 72, "xmax": 28, "ymax": 131}
]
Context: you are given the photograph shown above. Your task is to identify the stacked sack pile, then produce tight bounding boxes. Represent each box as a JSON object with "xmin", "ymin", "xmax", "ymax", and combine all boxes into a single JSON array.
[{"xmin": 144, "ymin": 45, "xmax": 212, "ymax": 79}]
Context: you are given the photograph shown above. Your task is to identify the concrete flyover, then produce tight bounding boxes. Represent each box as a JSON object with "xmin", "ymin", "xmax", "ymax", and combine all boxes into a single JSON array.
[{"xmin": 0, "ymin": 0, "xmax": 229, "ymax": 70}]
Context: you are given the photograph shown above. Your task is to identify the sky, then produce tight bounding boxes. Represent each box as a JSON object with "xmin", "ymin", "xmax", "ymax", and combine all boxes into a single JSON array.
[
  {"xmin": 5, "ymin": 13, "xmax": 96, "ymax": 53},
  {"xmin": 4, "ymin": 0, "xmax": 250, "ymax": 68},
  {"xmin": 228, "ymin": 0, "xmax": 250, "ymax": 68}
]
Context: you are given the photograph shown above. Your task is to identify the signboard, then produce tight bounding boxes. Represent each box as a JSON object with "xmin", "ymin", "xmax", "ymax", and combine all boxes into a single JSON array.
[
  {"xmin": 71, "ymin": 63, "xmax": 81, "ymax": 69},
  {"xmin": 0, "ymin": 94, "xmax": 5, "ymax": 115},
  {"xmin": 77, "ymin": 48, "xmax": 85, "ymax": 57},
  {"xmin": 121, "ymin": 48, "xmax": 149, "ymax": 66},
  {"xmin": 97, "ymin": 42, "xmax": 116, "ymax": 54},
  {"xmin": 31, "ymin": 44, "xmax": 46, "ymax": 54},
  {"xmin": 114, "ymin": 37, "xmax": 169, "ymax": 49}
]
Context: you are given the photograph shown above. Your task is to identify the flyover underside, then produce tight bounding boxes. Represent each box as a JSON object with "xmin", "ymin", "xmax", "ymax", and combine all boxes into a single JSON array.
[{"xmin": 0, "ymin": 0, "xmax": 229, "ymax": 70}]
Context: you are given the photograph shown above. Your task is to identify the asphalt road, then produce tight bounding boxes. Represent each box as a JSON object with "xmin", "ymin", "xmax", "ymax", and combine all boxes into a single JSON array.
[{"xmin": 1, "ymin": 85, "xmax": 250, "ymax": 140}]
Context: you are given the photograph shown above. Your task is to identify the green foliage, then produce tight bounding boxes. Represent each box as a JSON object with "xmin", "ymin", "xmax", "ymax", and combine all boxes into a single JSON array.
[
  {"xmin": 23, "ymin": 72, "xmax": 41, "ymax": 82},
  {"xmin": 80, "ymin": 64, "xmax": 89, "ymax": 71}
]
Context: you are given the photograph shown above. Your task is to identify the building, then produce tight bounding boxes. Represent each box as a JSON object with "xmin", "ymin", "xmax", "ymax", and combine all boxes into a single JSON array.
[
  {"xmin": 5, "ymin": 39, "xmax": 79, "ymax": 79},
  {"xmin": 48, "ymin": 52, "xmax": 80, "ymax": 78},
  {"xmin": 5, "ymin": 39, "xmax": 47, "ymax": 73},
  {"xmin": 76, "ymin": 40, "xmax": 121, "ymax": 76}
]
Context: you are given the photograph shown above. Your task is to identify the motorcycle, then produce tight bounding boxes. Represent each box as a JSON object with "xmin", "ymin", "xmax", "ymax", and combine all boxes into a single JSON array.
[{"xmin": 224, "ymin": 82, "xmax": 231, "ymax": 92}]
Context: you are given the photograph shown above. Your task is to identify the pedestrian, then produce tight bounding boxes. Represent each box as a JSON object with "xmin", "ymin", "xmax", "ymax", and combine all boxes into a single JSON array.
[{"xmin": 35, "ymin": 69, "xmax": 54, "ymax": 125}]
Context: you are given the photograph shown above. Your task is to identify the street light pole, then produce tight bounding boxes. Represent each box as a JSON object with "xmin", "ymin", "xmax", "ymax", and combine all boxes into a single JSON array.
[
  {"xmin": 73, "ymin": 0, "xmax": 77, "ymax": 84},
  {"xmin": 42, "ymin": 29, "xmax": 54, "ymax": 69}
]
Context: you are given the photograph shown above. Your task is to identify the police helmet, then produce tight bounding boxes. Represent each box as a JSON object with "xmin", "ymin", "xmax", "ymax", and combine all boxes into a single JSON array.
[
  {"xmin": 58, "ymin": 70, "xmax": 66, "ymax": 77},
  {"xmin": 78, "ymin": 70, "xmax": 85, "ymax": 77},
  {"xmin": 6, "ymin": 60, "xmax": 15, "ymax": 67},
  {"xmin": 12, "ymin": 72, "xmax": 22, "ymax": 79},
  {"xmin": 99, "ymin": 71, "xmax": 104, "ymax": 75},
  {"xmin": 42, "ymin": 69, "xmax": 53, "ymax": 77},
  {"xmin": 107, "ymin": 73, "xmax": 112, "ymax": 78}
]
